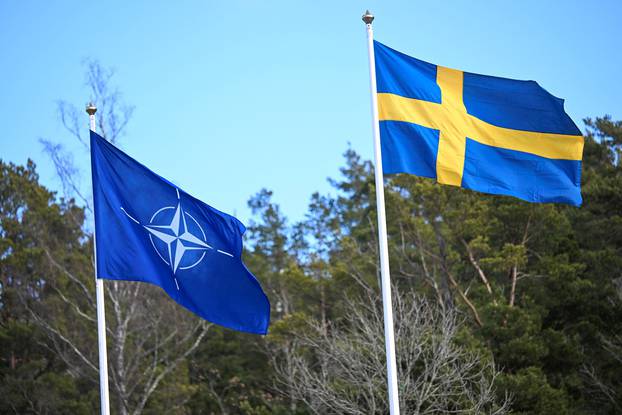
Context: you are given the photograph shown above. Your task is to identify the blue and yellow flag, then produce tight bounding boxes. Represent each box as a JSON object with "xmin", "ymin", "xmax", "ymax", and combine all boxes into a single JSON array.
[{"xmin": 375, "ymin": 41, "xmax": 584, "ymax": 206}]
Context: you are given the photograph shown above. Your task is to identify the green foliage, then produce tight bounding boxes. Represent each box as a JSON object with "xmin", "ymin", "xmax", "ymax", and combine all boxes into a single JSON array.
[
  {"xmin": 0, "ymin": 160, "xmax": 97, "ymax": 413},
  {"xmin": 2, "ymin": 116, "xmax": 622, "ymax": 413},
  {"xmin": 497, "ymin": 367, "xmax": 569, "ymax": 415}
]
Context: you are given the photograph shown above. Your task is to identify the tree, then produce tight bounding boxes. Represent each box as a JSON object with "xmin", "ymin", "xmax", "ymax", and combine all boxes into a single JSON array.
[
  {"xmin": 280, "ymin": 122, "xmax": 622, "ymax": 414},
  {"xmin": 271, "ymin": 285, "xmax": 510, "ymax": 414},
  {"xmin": 29, "ymin": 61, "xmax": 209, "ymax": 415},
  {"xmin": 0, "ymin": 159, "xmax": 97, "ymax": 414}
]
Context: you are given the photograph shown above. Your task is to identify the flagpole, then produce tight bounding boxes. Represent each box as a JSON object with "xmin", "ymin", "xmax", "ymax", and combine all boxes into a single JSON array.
[
  {"xmin": 87, "ymin": 103, "xmax": 111, "ymax": 415},
  {"xmin": 362, "ymin": 11, "xmax": 401, "ymax": 415}
]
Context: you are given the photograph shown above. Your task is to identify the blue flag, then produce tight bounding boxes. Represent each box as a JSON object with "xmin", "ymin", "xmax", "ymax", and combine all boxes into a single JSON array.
[
  {"xmin": 374, "ymin": 41, "xmax": 584, "ymax": 206},
  {"xmin": 90, "ymin": 131, "xmax": 270, "ymax": 334}
]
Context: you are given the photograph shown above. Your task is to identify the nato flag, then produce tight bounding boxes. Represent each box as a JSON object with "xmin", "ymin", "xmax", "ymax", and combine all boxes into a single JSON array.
[{"xmin": 90, "ymin": 131, "xmax": 270, "ymax": 334}]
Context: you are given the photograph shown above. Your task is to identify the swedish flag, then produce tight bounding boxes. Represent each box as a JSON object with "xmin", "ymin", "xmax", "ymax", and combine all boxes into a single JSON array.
[{"xmin": 375, "ymin": 41, "xmax": 584, "ymax": 206}]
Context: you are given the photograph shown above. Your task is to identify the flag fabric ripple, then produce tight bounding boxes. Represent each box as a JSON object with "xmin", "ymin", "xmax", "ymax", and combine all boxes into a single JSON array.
[
  {"xmin": 90, "ymin": 131, "xmax": 270, "ymax": 334},
  {"xmin": 374, "ymin": 41, "xmax": 584, "ymax": 206}
]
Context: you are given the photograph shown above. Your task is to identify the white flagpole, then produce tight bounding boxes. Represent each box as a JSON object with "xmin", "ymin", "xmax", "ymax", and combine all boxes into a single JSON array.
[
  {"xmin": 87, "ymin": 103, "xmax": 111, "ymax": 415},
  {"xmin": 362, "ymin": 11, "xmax": 401, "ymax": 415}
]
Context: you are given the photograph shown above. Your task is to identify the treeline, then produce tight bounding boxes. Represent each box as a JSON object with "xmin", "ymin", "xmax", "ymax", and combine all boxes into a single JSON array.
[{"xmin": 1, "ymin": 116, "xmax": 621, "ymax": 414}]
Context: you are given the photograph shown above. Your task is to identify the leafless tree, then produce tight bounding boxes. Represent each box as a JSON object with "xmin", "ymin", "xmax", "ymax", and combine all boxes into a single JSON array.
[
  {"xmin": 271, "ymin": 286, "xmax": 511, "ymax": 415},
  {"xmin": 29, "ymin": 60, "xmax": 209, "ymax": 415},
  {"xmin": 40, "ymin": 59, "xmax": 134, "ymax": 214}
]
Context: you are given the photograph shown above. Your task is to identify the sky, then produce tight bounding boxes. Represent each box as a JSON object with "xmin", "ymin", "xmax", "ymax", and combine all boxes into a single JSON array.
[{"xmin": 1, "ymin": 1, "xmax": 621, "ymax": 225}]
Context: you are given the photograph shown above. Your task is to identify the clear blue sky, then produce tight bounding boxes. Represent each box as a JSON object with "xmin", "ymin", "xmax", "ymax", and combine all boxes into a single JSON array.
[{"xmin": 1, "ymin": 1, "xmax": 621, "ymax": 225}]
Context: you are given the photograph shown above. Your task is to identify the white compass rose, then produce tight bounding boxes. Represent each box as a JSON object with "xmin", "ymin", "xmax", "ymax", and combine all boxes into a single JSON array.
[
  {"xmin": 120, "ymin": 189, "xmax": 233, "ymax": 289},
  {"xmin": 143, "ymin": 202, "xmax": 212, "ymax": 273}
]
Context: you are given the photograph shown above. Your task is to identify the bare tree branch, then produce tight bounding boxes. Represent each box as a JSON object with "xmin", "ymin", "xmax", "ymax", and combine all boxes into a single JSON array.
[
  {"xmin": 28, "ymin": 60, "xmax": 205, "ymax": 415},
  {"xmin": 462, "ymin": 239, "xmax": 495, "ymax": 299},
  {"xmin": 270, "ymin": 286, "xmax": 509, "ymax": 414}
]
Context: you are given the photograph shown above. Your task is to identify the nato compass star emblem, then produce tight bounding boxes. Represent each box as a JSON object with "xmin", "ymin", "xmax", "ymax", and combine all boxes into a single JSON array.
[{"xmin": 120, "ymin": 188, "xmax": 233, "ymax": 290}]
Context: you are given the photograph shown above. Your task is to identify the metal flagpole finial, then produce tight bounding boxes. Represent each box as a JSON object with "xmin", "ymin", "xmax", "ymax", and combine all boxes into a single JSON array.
[
  {"xmin": 86, "ymin": 102, "xmax": 97, "ymax": 115},
  {"xmin": 362, "ymin": 10, "xmax": 374, "ymax": 25}
]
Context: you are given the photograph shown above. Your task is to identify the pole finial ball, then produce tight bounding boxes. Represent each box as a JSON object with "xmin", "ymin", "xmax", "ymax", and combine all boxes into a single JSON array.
[
  {"xmin": 86, "ymin": 102, "xmax": 97, "ymax": 115},
  {"xmin": 362, "ymin": 10, "xmax": 374, "ymax": 24}
]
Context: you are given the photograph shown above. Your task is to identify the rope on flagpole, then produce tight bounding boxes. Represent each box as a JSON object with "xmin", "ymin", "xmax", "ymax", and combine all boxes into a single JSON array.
[
  {"xmin": 87, "ymin": 103, "xmax": 111, "ymax": 415},
  {"xmin": 363, "ymin": 10, "xmax": 401, "ymax": 415}
]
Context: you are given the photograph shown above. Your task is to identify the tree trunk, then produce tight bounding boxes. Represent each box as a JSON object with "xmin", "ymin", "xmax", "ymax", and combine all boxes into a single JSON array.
[
  {"xmin": 509, "ymin": 264, "xmax": 518, "ymax": 307},
  {"xmin": 432, "ymin": 221, "xmax": 454, "ymax": 310}
]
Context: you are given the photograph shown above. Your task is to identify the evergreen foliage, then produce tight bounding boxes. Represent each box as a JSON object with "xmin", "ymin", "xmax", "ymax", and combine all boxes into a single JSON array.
[{"xmin": 1, "ymin": 117, "xmax": 621, "ymax": 413}]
